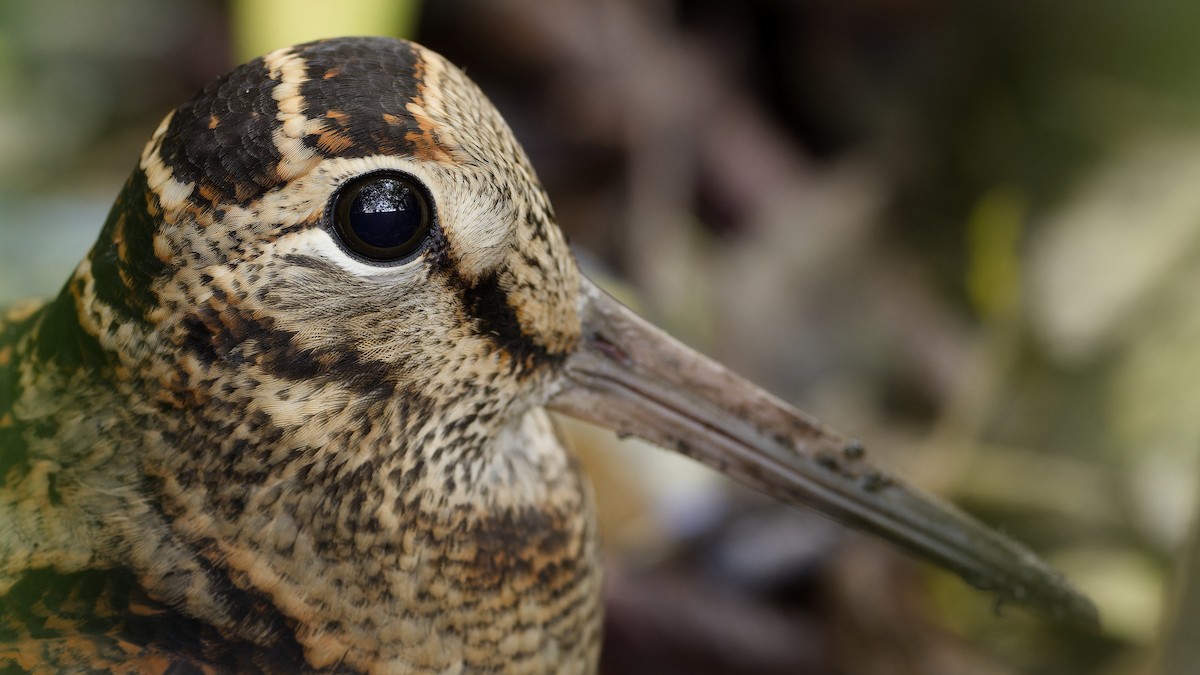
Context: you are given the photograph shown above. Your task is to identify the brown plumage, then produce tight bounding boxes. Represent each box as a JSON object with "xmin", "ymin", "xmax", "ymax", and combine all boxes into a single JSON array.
[{"xmin": 0, "ymin": 37, "xmax": 1093, "ymax": 673}]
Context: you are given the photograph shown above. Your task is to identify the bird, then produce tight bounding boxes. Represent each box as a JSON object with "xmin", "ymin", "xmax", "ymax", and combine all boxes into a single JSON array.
[{"xmin": 0, "ymin": 36, "xmax": 1095, "ymax": 673}]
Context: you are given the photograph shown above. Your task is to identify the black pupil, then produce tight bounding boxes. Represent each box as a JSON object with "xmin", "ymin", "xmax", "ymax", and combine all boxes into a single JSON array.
[{"xmin": 347, "ymin": 178, "xmax": 424, "ymax": 252}]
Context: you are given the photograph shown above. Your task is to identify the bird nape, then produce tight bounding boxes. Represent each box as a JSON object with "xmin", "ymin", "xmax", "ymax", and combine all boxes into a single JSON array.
[{"xmin": 0, "ymin": 36, "xmax": 1095, "ymax": 674}]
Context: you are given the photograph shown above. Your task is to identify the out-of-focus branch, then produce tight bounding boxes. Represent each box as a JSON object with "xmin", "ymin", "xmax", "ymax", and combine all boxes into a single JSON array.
[{"xmin": 1156, "ymin": 466, "xmax": 1200, "ymax": 675}]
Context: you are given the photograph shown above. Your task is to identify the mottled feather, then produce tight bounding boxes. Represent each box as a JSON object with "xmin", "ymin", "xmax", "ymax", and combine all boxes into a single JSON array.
[{"xmin": 1, "ymin": 37, "xmax": 599, "ymax": 673}]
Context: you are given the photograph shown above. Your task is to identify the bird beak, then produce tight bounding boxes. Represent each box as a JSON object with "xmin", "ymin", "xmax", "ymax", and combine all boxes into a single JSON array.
[{"xmin": 547, "ymin": 276, "xmax": 1098, "ymax": 627}]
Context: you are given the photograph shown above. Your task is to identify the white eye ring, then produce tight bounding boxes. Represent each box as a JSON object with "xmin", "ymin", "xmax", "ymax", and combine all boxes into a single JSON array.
[{"xmin": 304, "ymin": 230, "xmax": 428, "ymax": 280}]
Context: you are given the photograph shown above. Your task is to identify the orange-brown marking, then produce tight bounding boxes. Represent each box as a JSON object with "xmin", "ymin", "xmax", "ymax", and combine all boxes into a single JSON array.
[
  {"xmin": 323, "ymin": 67, "xmax": 340, "ymax": 80},
  {"xmin": 16, "ymin": 639, "xmax": 43, "ymax": 670},
  {"xmin": 404, "ymin": 58, "xmax": 457, "ymax": 164},
  {"xmin": 315, "ymin": 110, "xmax": 358, "ymax": 153},
  {"xmin": 113, "ymin": 213, "xmax": 129, "ymax": 265},
  {"xmin": 113, "ymin": 638, "xmax": 143, "ymax": 658},
  {"xmin": 118, "ymin": 267, "xmax": 138, "ymax": 296},
  {"xmin": 129, "ymin": 651, "xmax": 198, "ymax": 675},
  {"xmin": 41, "ymin": 615, "xmax": 78, "ymax": 633},
  {"xmin": 404, "ymin": 121, "xmax": 456, "ymax": 164},
  {"xmin": 208, "ymin": 114, "xmax": 219, "ymax": 129},
  {"xmin": 0, "ymin": 345, "xmax": 11, "ymax": 367},
  {"xmin": 128, "ymin": 598, "xmax": 166, "ymax": 618},
  {"xmin": 197, "ymin": 182, "xmax": 221, "ymax": 204},
  {"xmin": 0, "ymin": 412, "xmax": 13, "ymax": 428},
  {"xmin": 315, "ymin": 126, "xmax": 355, "ymax": 154},
  {"xmin": 405, "ymin": 114, "xmax": 449, "ymax": 162}
]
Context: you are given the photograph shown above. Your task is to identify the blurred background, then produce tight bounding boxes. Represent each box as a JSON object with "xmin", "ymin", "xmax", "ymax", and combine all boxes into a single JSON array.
[{"xmin": 2, "ymin": 0, "xmax": 1198, "ymax": 673}]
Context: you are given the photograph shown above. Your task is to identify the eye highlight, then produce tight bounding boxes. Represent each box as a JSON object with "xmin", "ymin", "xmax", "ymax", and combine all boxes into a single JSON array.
[{"xmin": 330, "ymin": 171, "xmax": 433, "ymax": 263}]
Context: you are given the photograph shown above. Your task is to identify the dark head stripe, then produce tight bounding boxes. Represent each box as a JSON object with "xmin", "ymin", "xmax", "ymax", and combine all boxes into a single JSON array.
[
  {"xmin": 158, "ymin": 55, "xmax": 283, "ymax": 206},
  {"xmin": 297, "ymin": 38, "xmax": 432, "ymax": 160},
  {"xmin": 459, "ymin": 269, "xmax": 560, "ymax": 369},
  {"xmin": 154, "ymin": 37, "xmax": 449, "ymax": 210}
]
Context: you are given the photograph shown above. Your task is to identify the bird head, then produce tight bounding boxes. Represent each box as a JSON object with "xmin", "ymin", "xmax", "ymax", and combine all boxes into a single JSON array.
[
  {"xmin": 73, "ymin": 36, "xmax": 1094, "ymax": 630},
  {"xmin": 91, "ymin": 38, "xmax": 579, "ymax": 406}
]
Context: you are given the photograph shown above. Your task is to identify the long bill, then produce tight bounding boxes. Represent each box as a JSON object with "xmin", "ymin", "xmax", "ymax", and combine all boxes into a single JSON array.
[{"xmin": 546, "ymin": 277, "xmax": 1098, "ymax": 627}]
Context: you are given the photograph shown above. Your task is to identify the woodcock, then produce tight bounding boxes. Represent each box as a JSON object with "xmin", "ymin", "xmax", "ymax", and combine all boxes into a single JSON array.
[{"xmin": 0, "ymin": 37, "xmax": 1095, "ymax": 673}]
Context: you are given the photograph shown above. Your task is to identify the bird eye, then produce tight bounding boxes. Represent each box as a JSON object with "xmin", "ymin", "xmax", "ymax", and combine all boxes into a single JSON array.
[{"xmin": 330, "ymin": 171, "xmax": 433, "ymax": 263}]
